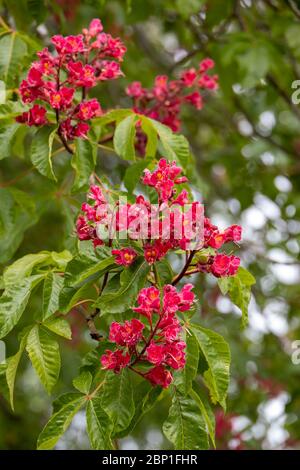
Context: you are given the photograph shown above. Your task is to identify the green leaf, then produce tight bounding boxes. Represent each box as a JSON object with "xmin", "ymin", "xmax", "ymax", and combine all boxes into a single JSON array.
[
  {"xmin": 218, "ymin": 267, "xmax": 255, "ymax": 328},
  {"xmin": 191, "ymin": 324, "xmax": 231, "ymax": 409},
  {"xmin": 50, "ymin": 250, "xmax": 72, "ymax": 270},
  {"xmin": 0, "ymin": 32, "xmax": 27, "ymax": 86},
  {"xmin": 115, "ymin": 381, "xmax": 163, "ymax": 438},
  {"xmin": 64, "ymin": 253, "xmax": 115, "ymax": 288},
  {"xmin": 58, "ymin": 281, "xmax": 98, "ymax": 314},
  {"xmin": 3, "ymin": 252, "xmax": 51, "ymax": 288},
  {"xmin": 37, "ymin": 393, "xmax": 85, "ymax": 450},
  {"xmin": 101, "ymin": 369, "xmax": 135, "ymax": 436},
  {"xmin": 155, "ymin": 259, "xmax": 174, "ymax": 287},
  {"xmin": 140, "ymin": 116, "xmax": 158, "ymax": 157},
  {"xmin": 26, "ymin": 325, "xmax": 61, "ymax": 393},
  {"xmin": 71, "ymin": 138, "xmax": 97, "ymax": 192},
  {"xmin": 0, "ymin": 123, "xmax": 20, "ymax": 160},
  {"xmin": 30, "ymin": 126, "xmax": 57, "ymax": 181},
  {"xmin": 43, "ymin": 316, "xmax": 72, "ymax": 340},
  {"xmin": 113, "ymin": 114, "xmax": 138, "ymax": 160},
  {"xmin": 6, "ymin": 327, "xmax": 30, "ymax": 410},
  {"xmin": 42, "ymin": 273, "xmax": 64, "ymax": 320},
  {"xmin": 124, "ymin": 158, "xmax": 152, "ymax": 194},
  {"xmin": 86, "ymin": 396, "xmax": 113, "ymax": 450},
  {"xmin": 149, "ymin": 119, "xmax": 190, "ymax": 168},
  {"xmin": 174, "ymin": 330, "xmax": 199, "ymax": 395},
  {"xmin": 0, "ymin": 274, "xmax": 45, "ymax": 339},
  {"xmin": 0, "ymin": 363, "xmax": 9, "ymax": 402},
  {"xmin": 0, "ymin": 188, "xmax": 37, "ymax": 264},
  {"xmin": 72, "ymin": 371, "xmax": 93, "ymax": 394},
  {"xmin": 93, "ymin": 108, "xmax": 133, "ymax": 128},
  {"xmin": 96, "ymin": 258, "xmax": 150, "ymax": 314},
  {"xmin": 190, "ymin": 382, "xmax": 216, "ymax": 448},
  {"xmin": 163, "ymin": 388, "xmax": 209, "ymax": 450}
]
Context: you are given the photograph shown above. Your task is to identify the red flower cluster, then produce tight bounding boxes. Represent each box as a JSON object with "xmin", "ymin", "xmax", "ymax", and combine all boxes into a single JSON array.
[
  {"xmin": 76, "ymin": 158, "xmax": 241, "ymax": 278},
  {"xmin": 101, "ymin": 283, "xmax": 195, "ymax": 388},
  {"xmin": 126, "ymin": 58, "xmax": 218, "ymax": 153},
  {"xmin": 77, "ymin": 159, "xmax": 242, "ymax": 388},
  {"xmin": 16, "ymin": 19, "xmax": 126, "ymax": 140}
]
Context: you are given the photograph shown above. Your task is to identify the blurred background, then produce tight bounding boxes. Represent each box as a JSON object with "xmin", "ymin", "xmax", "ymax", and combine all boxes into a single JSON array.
[{"xmin": 0, "ymin": 0, "xmax": 300, "ymax": 450}]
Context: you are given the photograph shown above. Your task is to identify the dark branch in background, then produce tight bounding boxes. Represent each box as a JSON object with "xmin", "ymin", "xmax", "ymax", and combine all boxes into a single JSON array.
[
  {"xmin": 76, "ymin": 305, "xmax": 103, "ymax": 341},
  {"xmin": 287, "ymin": 0, "xmax": 300, "ymax": 20},
  {"xmin": 132, "ymin": 24, "xmax": 173, "ymax": 72},
  {"xmin": 172, "ymin": 250, "xmax": 196, "ymax": 285}
]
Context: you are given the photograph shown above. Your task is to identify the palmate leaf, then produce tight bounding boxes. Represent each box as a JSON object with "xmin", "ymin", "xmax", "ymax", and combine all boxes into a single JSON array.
[
  {"xmin": 100, "ymin": 369, "xmax": 135, "ymax": 436},
  {"xmin": 115, "ymin": 381, "xmax": 164, "ymax": 439},
  {"xmin": 163, "ymin": 387, "xmax": 209, "ymax": 450},
  {"xmin": 0, "ymin": 188, "xmax": 38, "ymax": 264},
  {"xmin": 43, "ymin": 316, "xmax": 72, "ymax": 340},
  {"xmin": 73, "ymin": 371, "xmax": 93, "ymax": 394},
  {"xmin": 95, "ymin": 258, "xmax": 150, "ymax": 314},
  {"xmin": 26, "ymin": 325, "xmax": 61, "ymax": 393},
  {"xmin": 0, "ymin": 274, "xmax": 45, "ymax": 339},
  {"xmin": 0, "ymin": 32, "xmax": 27, "ymax": 86},
  {"xmin": 0, "ymin": 122, "xmax": 20, "ymax": 160},
  {"xmin": 191, "ymin": 324, "xmax": 230, "ymax": 410},
  {"xmin": 218, "ymin": 267, "xmax": 256, "ymax": 328},
  {"xmin": 71, "ymin": 138, "xmax": 97, "ymax": 192},
  {"xmin": 31, "ymin": 126, "xmax": 58, "ymax": 181},
  {"xmin": 148, "ymin": 118, "xmax": 190, "ymax": 169},
  {"xmin": 3, "ymin": 252, "xmax": 51, "ymax": 288},
  {"xmin": 86, "ymin": 396, "xmax": 113, "ymax": 450},
  {"xmin": 190, "ymin": 381, "xmax": 216, "ymax": 448},
  {"xmin": 37, "ymin": 393, "xmax": 86, "ymax": 450},
  {"xmin": 42, "ymin": 273, "xmax": 64, "ymax": 320},
  {"xmin": 6, "ymin": 326, "xmax": 31, "ymax": 410},
  {"xmin": 174, "ymin": 329, "xmax": 199, "ymax": 395},
  {"xmin": 124, "ymin": 157, "xmax": 153, "ymax": 194},
  {"xmin": 113, "ymin": 114, "xmax": 139, "ymax": 160},
  {"xmin": 64, "ymin": 253, "xmax": 115, "ymax": 288}
]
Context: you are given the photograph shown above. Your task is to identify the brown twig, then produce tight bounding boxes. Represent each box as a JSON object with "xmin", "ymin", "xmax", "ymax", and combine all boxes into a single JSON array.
[{"xmin": 171, "ymin": 250, "xmax": 196, "ymax": 285}]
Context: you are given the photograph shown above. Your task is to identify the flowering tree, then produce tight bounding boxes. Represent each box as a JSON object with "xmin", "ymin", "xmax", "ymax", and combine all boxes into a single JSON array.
[{"xmin": 0, "ymin": 17, "xmax": 256, "ymax": 450}]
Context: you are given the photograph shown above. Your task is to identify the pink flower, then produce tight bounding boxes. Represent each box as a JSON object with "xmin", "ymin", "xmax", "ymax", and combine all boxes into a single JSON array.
[
  {"xmin": 224, "ymin": 225, "xmax": 242, "ymax": 243},
  {"xmin": 88, "ymin": 185, "xmax": 106, "ymax": 204},
  {"xmin": 133, "ymin": 286, "xmax": 161, "ymax": 319},
  {"xmin": 185, "ymin": 91, "xmax": 203, "ymax": 109},
  {"xmin": 181, "ymin": 68, "xmax": 197, "ymax": 87},
  {"xmin": 76, "ymin": 215, "xmax": 93, "ymax": 241},
  {"xmin": 49, "ymin": 87, "xmax": 74, "ymax": 109},
  {"xmin": 199, "ymin": 58, "xmax": 215, "ymax": 73},
  {"xmin": 67, "ymin": 61, "xmax": 97, "ymax": 87},
  {"xmin": 83, "ymin": 18, "xmax": 103, "ymax": 37},
  {"xmin": 146, "ymin": 342, "xmax": 166, "ymax": 365},
  {"xmin": 73, "ymin": 122, "xmax": 90, "ymax": 138},
  {"xmin": 164, "ymin": 341, "xmax": 186, "ymax": 369},
  {"xmin": 109, "ymin": 319, "xmax": 144, "ymax": 347},
  {"xmin": 198, "ymin": 74, "xmax": 218, "ymax": 90},
  {"xmin": 16, "ymin": 104, "xmax": 47, "ymax": 126},
  {"xmin": 101, "ymin": 349, "xmax": 130, "ymax": 373},
  {"xmin": 178, "ymin": 284, "xmax": 195, "ymax": 311},
  {"xmin": 142, "ymin": 159, "xmax": 186, "ymax": 202},
  {"xmin": 51, "ymin": 34, "xmax": 84, "ymax": 54},
  {"xmin": 76, "ymin": 99, "xmax": 102, "ymax": 120},
  {"xmin": 112, "ymin": 247, "xmax": 137, "ymax": 267},
  {"xmin": 172, "ymin": 189, "xmax": 189, "ymax": 206},
  {"xmin": 163, "ymin": 285, "xmax": 181, "ymax": 314},
  {"xmin": 211, "ymin": 254, "xmax": 240, "ymax": 277},
  {"xmin": 126, "ymin": 81, "xmax": 144, "ymax": 98},
  {"xmin": 145, "ymin": 365, "xmax": 173, "ymax": 388},
  {"xmin": 97, "ymin": 60, "xmax": 122, "ymax": 80},
  {"xmin": 159, "ymin": 313, "xmax": 181, "ymax": 341}
]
